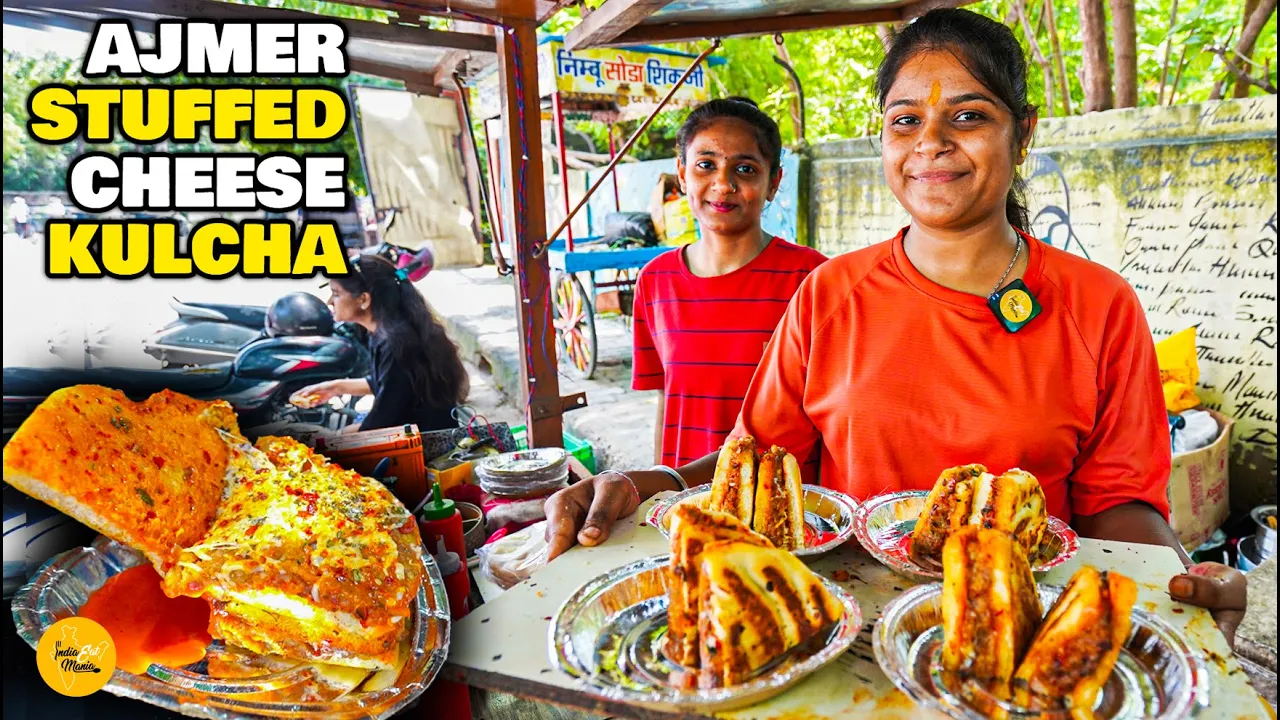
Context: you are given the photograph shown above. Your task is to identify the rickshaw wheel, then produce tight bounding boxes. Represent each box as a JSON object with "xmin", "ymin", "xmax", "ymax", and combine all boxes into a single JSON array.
[
  {"xmin": 618, "ymin": 268, "xmax": 638, "ymax": 332},
  {"xmin": 551, "ymin": 270, "xmax": 597, "ymax": 380}
]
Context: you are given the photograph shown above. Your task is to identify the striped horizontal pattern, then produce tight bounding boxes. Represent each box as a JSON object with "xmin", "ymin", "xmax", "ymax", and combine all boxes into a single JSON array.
[{"xmin": 631, "ymin": 238, "xmax": 827, "ymax": 467}]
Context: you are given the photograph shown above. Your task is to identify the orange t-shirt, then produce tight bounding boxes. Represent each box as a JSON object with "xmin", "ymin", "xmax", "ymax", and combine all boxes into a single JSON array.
[{"xmin": 732, "ymin": 228, "xmax": 1172, "ymax": 524}]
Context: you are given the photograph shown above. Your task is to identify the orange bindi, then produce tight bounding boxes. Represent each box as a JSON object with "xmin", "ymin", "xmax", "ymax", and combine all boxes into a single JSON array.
[{"xmin": 928, "ymin": 80, "xmax": 942, "ymax": 106}]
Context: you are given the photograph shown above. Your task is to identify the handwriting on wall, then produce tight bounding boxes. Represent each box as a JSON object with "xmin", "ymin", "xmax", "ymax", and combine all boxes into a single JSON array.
[{"xmin": 810, "ymin": 97, "xmax": 1278, "ymax": 509}]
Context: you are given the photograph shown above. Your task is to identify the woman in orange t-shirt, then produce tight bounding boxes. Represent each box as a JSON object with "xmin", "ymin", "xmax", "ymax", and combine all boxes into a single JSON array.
[{"xmin": 544, "ymin": 9, "xmax": 1246, "ymax": 643}]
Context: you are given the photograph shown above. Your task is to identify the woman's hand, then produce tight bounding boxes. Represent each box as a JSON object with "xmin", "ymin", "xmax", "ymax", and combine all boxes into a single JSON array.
[
  {"xmin": 1169, "ymin": 562, "xmax": 1248, "ymax": 648},
  {"xmin": 1072, "ymin": 503, "xmax": 1248, "ymax": 647},
  {"xmin": 543, "ymin": 472, "xmax": 641, "ymax": 561},
  {"xmin": 290, "ymin": 381, "xmax": 339, "ymax": 408}
]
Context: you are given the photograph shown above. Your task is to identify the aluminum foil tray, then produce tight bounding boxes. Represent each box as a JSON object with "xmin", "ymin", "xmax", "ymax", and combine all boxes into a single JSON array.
[
  {"xmin": 853, "ymin": 491, "xmax": 1079, "ymax": 583},
  {"xmin": 645, "ymin": 484, "xmax": 858, "ymax": 559},
  {"xmin": 873, "ymin": 582, "xmax": 1211, "ymax": 719},
  {"xmin": 549, "ymin": 554, "xmax": 863, "ymax": 713},
  {"xmin": 11, "ymin": 535, "xmax": 450, "ymax": 720}
]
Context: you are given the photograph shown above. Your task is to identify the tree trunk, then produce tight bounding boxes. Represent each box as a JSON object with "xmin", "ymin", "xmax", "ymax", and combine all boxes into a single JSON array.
[
  {"xmin": 1078, "ymin": 0, "xmax": 1115, "ymax": 112},
  {"xmin": 1109, "ymin": 0, "xmax": 1138, "ymax": 107},
  {"xmin": 1157, "ymin": 0, "xmax": 1179, "ymax": 104},
  {"xmin": 1043, "ymin": 0, "xmax": 1074, "ymax": 115},
  {"xmin": 1014, "ymin": 0, "xmax": 1055, "ymax": 117},
  {"xmin": 773, "ymin": 39, "xmax": 804, "ymax": 143},
  {"xmin": 1167, "ymin": 46, "xmax": 1191, "ymax": 105},
  {"xmin": 1232, "ymin": 0, "xmax": 1276, "ymax": 97}
]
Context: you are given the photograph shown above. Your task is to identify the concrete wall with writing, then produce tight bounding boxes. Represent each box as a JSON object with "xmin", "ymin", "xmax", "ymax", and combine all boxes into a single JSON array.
[{"xmin": 808, "ymin": 96, "xmax": 1277, "ymax": 512}]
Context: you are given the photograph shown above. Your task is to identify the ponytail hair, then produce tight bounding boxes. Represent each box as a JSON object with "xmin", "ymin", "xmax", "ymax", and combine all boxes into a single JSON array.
[{"xmin": 332, "ymin": 255, "xmax": 470, "ymax": 407}]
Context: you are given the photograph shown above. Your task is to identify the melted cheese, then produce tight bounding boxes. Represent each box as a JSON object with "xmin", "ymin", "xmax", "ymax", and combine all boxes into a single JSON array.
[{"xmin": 163, "ymin": 436, "xmax": 421, "ymax": 670}]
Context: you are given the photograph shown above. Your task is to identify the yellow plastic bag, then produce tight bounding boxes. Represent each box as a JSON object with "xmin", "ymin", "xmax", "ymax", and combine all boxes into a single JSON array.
[
  {"xmin": 1155, "ymin": 326, "xmax": 1201, "ymax": 413},
  {"xmin": 662, "ymin": 197, "xmax": 699, "ymax": 246}
]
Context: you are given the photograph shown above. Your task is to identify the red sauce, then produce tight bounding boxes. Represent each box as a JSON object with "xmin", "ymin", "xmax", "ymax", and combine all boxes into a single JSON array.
[
  {"xmin": 78, "ymin": 565, "xmax": 212, "ymax": 675},
  {"xmin": 806, "ymin": 524, "xmax": 840, "ymax": 547}
]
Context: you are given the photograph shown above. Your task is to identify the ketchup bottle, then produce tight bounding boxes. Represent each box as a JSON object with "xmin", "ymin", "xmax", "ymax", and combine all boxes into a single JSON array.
[
  {"xmin": 433, "ymin": 538, "xmax": 470, "ymax": 621},
  {"xmin": 418, "ymin": 482, "xmax": 466, "ymax": 562}
]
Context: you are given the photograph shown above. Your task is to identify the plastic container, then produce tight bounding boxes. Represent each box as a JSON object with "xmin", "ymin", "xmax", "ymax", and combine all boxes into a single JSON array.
[
  {"xmin": 421, "ymin": 540, "xmax": 472, "ymax": 720},
  {"xmin": 428, "ymin": 459, "xmax": 475, "ymax": 494},
  {"xmin": 1251, "ymin": 504, "xmax": 1276, "ymax": 561},
  {"xmin": 511, "ymin": 424, "xmax": 596, "ymax": 474},
  {"xmin": 317, "ymin": 425, "xmax": 430, "ymax": 509},
  {"xmin": 417, "ymin": 483, "xmax": 466, "ymax": 564}
]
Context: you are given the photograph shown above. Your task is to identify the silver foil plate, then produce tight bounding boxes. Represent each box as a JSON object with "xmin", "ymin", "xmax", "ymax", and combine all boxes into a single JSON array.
[
  {"xmin": 549, "ymin": 554, "xmax": 863, "ymax": 713},
  {"xmin": 852, "ymin": 491, "xmax": 1080, "ymax": 583},
  {"xmin": 872, "ymin": 582, "xmax": 1211, "ymax": 719},
  {"xmin": 11, "ymin": 535, "xmax": 450, "ymax": 719},
  {"xmin": 645, "ymin": 485, "xmax": 858, "ymax": 558}
]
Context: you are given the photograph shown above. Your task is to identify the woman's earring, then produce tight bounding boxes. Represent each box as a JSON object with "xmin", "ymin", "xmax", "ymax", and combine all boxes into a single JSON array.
[{"xmin": 1019, "ymin": 147, "xmax": 1029, "ymax": 160}]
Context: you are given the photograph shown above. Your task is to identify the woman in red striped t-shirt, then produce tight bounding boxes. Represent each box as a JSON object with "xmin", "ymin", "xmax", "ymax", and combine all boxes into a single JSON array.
[{"xmin": 630, "ymin": 98, "xmax": 827, "ymax": 469}]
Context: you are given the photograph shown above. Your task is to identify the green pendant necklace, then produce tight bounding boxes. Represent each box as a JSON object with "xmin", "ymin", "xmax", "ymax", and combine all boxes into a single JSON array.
[{"xmin": 985, "ymin": 236, "xmax": 1041, "ymax": 332}]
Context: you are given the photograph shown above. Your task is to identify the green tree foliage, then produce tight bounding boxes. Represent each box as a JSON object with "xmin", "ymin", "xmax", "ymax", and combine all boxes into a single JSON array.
[
  {"xmin": 2, "ymin": 0, "xmax": 405, "ymax": 192},
  {"xmin": 2, "ymin": 47, "xmax": 401, "ymax": 193},
  {"xmin": 4, "ymin": 0, "xmax": 1275, "ymax": 192},
  {"xmin": 545, "ymin": 0, "xmax": 1275, "ymax": 154}
]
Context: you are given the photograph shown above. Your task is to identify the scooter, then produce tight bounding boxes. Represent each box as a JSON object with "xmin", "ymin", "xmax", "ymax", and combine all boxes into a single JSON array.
[
  {"xmin": 354, "ymin": 207, "xmax": 435, "ymax": 283},
  {"xmin": 6, "ymin": 250, "xmax": 438, "ymax": 442},
  {"xmin": 145, "ymin": 251, "xmax": 427, "ymax": 371},
  {"xmin": 143, "ymin": 299, "xmax": 270, "ymax": 368},
  {"xmin": 143, "ymin": 299, "xmax": 369, "ymax": 369},
  {"xmin": 5, "ymin": 329, "xmax": 370, "ymax": 442}
]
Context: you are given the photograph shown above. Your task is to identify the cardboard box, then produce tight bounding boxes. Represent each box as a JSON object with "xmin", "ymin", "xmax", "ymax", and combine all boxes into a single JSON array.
[
  {"xmin": 1168, "ymin": 408, "xmax": 1233, "ymax": 551},
  {"xmin": 428, "ymin": 458, "xmax": 475, "ymax": 497},
  {"xmin": 648, "ymin": 173, "xmax": 681, "ymax": 241}
]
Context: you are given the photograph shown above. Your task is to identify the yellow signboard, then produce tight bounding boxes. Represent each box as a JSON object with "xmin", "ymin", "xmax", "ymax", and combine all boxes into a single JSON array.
[
  {"xmin": 544, "ymin": 40, "xmax": 711, "ymax": 106},
  {"xmin": 471, "ymin": 39, "xmax": 716, "ymax": 119}
]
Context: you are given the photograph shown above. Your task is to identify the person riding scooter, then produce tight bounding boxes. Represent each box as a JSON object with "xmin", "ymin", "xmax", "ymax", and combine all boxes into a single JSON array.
[{"xmin": 292, "ymin": 255, "xmax": 467, "ymax": 433}]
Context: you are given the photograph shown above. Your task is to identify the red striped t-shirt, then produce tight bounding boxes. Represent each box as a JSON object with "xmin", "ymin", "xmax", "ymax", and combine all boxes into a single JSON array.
[{"xmin": 631, "ymin": 238, "xmax": 828, "ymax": 467}]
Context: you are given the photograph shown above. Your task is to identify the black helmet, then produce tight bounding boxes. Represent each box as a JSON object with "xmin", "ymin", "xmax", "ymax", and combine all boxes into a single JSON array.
[{"xmin": 266, "ymin": 292, "xmax": 334, "ymax": 337}]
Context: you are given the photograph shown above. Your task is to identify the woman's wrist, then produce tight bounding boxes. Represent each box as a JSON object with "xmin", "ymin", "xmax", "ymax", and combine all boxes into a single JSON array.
[
  {"xmin": 648, "ymin": 464, "xmax": 687, "ymax": 490},
  {"xmin": 606, "ymin": 469, "xmax": 683, "ymax": 503}
]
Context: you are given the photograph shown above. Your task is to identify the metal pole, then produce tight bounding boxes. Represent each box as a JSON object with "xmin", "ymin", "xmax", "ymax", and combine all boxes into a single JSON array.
[
  {"xmin": 481, "ymin": 119, "xmax": 506, "ymax": 251},
  {"xmin": 552, "ymin": 91, "xmax": 575, "ymax": 252},
  {"xmin": 543, "ymin": 39, "xmax": 721, "ymax": 248},
  {"xmin": 607, "ymin": 123, "xmax": 620, "ymax": 212},
  {"xmin": 343, "ymin": 84, "xmax": 378, "ymax": 223},
  {"xmin": 497, "ymin": 18, "xmax": 564, "ymax": 450},
  {"xmin": 454, "ymin": 73, "xmax": 511, "ymax": 275}
]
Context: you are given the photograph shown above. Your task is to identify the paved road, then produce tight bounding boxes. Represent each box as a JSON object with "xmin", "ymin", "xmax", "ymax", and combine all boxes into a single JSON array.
[
  {"xmin": 2, "ymin": 233, "xmax": 326, "ymax": 371},
  {"xmin": 421, "ymin": 267, "xmax": 658, "ymax": 474}
]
